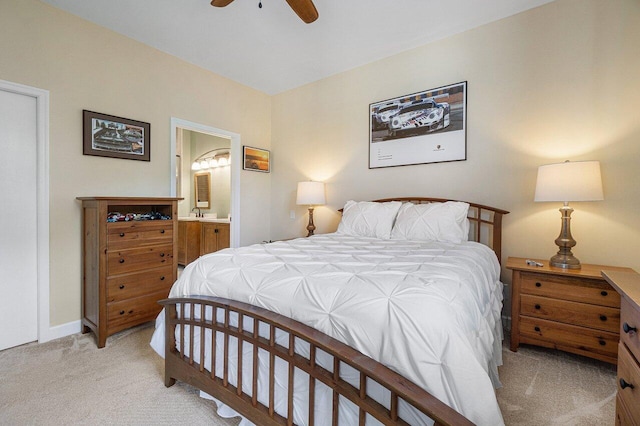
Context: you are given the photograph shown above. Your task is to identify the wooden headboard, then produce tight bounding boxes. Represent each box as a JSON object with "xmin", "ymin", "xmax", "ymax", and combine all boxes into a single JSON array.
[{"xmin": 371, "ymin": 197, "xmax": 509, "ymax": 263}]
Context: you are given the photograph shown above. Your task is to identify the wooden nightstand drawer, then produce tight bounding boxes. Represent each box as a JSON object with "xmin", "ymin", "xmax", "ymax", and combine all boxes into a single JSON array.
[
  {"xmin": 521, "ymin": 294, "xmax": 620, "ymax": 333},
  {"xmin": 108, "ymin": 221, "xmax": 173, "ymax": 249},
  {"xmin": 617, "ymin": 343, "xmax": 640, "ymax": 420},
  {"xmin": 519, "ymin": 316, "xmax": 618, "ymax": 360},
  {"xmin": 107, "ymin": 290, "xmax": 168, "ymax": 333},
  {"xmin": 521, "ymin": 272, "xmax": 620, "ymax": 307},
  {"xmin": 616, "ymin": 395, "xmax": 635, "ymax": 426},
  {"xmin": 106, "ymin": 266, "xmax": 174, "ymax": 303},
  {"xmin": 107, "ymin": 244, "xmax": 173, "ymax": 275},
  {"xmin": 621, "ymin": 298, "xmax": 640, "ymax": 362}
]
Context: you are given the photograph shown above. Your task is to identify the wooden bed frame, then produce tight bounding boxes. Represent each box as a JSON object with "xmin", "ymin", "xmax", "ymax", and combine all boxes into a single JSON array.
[{"xmin": 161, "ymin": 198, "xmax": 509, "ymax": 425}]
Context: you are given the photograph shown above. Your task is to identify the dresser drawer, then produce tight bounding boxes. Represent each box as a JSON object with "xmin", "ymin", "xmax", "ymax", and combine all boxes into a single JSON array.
[
  {"xmin": 519, "ymin": 316, "xmax": 618, "ymax": 359},
  {"xmin": 107, "ymin": 290, "xmax": 168, "ymax": 334},
  {"xmin": 107, "ymin": 221, "xmax": 173, "ymax": 250},
  {"xmin": 521, "ymin": 272, "xmax": 620, "ymax": 307},
  {"xmin": 620, "ymin": 298, "xmax": 640, "ymax": 363},
  {"xmin": 107, "ymin": 244, "xmax": 173, "ymax": 275},
  {"xmin": 616, "ymin": 395, "xmax": 635, "ymax": 426},
  {"xmin": 106, "ymin": 266, "xmax": 174, "ymax": 303},
  {"xmin": 617, "ymin": 343, "xmax": 640, "ymax": 420},
  {"xmin": 521, "ymin": 294, "xmax": 620, "ymax": 333}
]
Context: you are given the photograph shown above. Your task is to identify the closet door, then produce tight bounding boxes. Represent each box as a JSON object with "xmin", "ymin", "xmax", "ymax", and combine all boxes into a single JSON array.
[{"xmin": 0, "ymin": 88, "xmax": 38, "ymax": 350}]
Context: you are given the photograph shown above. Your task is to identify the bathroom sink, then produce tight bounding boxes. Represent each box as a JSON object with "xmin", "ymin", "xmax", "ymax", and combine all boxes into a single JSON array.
[{"xmin": 178, "ymin": 217, "xmax": 200, "ymax": 221}]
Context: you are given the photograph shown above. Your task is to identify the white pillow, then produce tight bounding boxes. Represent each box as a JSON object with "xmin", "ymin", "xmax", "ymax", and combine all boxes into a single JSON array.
[
  {"xmin": 390, "ymin": 201, "xmax": 470, "ymax": 243},
  {"xmin": 337, "ymin": 200, "xmax": 402, "ymax": 239}
]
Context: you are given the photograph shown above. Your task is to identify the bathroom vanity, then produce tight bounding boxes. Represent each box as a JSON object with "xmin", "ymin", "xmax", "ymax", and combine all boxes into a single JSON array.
[{"xmin": 177, "ymin": 218, "xmax": 230, "ymax": 266}]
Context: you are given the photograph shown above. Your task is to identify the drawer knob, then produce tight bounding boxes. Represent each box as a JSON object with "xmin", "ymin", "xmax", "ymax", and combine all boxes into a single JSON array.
[
  {"xmin": 598, "ymin": 339, "xmax": 606, "ymax": 346},
  {"xmin": 119, "ymin": 310, "xmax": 125, "ymax": 315},
  {"xmin": 623, "ymin": 322, "xmax": 637, "ymax": 334},
  {"xmin": 535, "ymin": 282, "xmax": 542, "ymax": 287},
  {"xmin": 620, "ymin": 378, "xmax": 635, "ymax": 390},
  {"xmin": 119, "ymin": 284, "xmax": 125, "ymax": 289},
  {"xmin": 534, "ymin": 326, "xmax": 541, "ymax": 332},
  {"xmin": 599, "ymin": 315, "xmax": 607, "ymax": 322},
  {"xmin": 160, "ymin": 229, "xmax": 165, "ymax": 234},
  {"xmin": 119, "ymin": 233, "xmax": 125, "ymax": 237},
  {"xmin": 601, "ymin": 290, "xmax": 608, "ymax": 297},
  {"xmin": 160, "ymin": 253, "xmax": 165, "ymax": 257},
  {"xmin": 160, "ymin": 276, "xmax": 165, "ymax": 281},
  {"xmin": 119, "ymin": 259, "xmax": 125, "ymax": 264},
  {"xmin": 534, "ymin": 304, "xmax": 541, "ymax": 310}
]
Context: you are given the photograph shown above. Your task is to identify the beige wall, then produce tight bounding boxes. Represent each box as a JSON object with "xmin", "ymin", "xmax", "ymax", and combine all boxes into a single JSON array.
[
  {"xmin": 0, "ymin": 0, "xmax": 272, "ymax": 327},
  {"xmin": 271, "ymin": 0, "xmax": 640, "ymax": 300}
]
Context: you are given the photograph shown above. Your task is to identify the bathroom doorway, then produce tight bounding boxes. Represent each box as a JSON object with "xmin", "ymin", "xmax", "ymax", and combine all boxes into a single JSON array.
[{"xmin": 170, "ymin": 118, "xmax": 241, "ymax": 247}]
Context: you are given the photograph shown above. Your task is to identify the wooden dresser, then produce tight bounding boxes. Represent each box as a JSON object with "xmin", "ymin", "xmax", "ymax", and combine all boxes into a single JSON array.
[
  {"xmin": 507, "ymin": 257, "xmax": 634, "ymax": 364},
  {"xmin": 602, "ymin": 270, "xmax": 640, "ymax": 425},
  {"xmin": 78, "ymin": 197, "xmax": 180, "ymax": 348}
]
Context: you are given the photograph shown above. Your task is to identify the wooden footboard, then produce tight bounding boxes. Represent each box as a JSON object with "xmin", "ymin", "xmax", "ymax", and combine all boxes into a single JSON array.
[{"xmin": 160, "ymin": 296, "xmax": 473, "ymax": 426}]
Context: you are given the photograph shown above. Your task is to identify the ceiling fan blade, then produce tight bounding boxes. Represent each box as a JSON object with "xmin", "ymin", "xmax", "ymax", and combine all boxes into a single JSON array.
[
  {"xmin": 210, "ymin": 0, "xmax": 235, "ymax": 7},
  {"xmin": 285, "ymin": 0, "xmax": 318, "ymax": 23}
]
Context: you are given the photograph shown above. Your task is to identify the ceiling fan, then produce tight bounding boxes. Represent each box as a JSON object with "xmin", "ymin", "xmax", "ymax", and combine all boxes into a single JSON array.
[{"xmin": 210, "ymin": 0, "xmax": 319, "ymax": 24}]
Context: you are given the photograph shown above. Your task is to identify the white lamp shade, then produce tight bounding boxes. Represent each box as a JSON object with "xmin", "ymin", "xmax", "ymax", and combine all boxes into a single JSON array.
[
  {"xmin": 296, "ymin": 181, "xmax": 325, "ymax": 205},
  {"xmin": 534, "ymin": 160, "xmax": 604, "ymax": 202}
]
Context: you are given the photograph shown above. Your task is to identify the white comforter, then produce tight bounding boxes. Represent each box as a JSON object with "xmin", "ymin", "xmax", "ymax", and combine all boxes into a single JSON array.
[{"xmin": 151, "ymin": 233, "xmax": 505, "ymax": 425}]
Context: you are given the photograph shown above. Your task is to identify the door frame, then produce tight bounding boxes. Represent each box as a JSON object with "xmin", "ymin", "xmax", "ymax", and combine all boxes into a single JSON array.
[
  {"xmin": 170, "ymin": 118, "xmax": 241, "ymax": 248},
  {"xmin": 0, "ymin": 79, "xmax": 51, "ymax": 343}
]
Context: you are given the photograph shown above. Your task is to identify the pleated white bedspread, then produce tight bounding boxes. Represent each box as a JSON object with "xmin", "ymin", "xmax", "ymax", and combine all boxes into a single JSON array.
[{"xmin": 151, "ymin": 233, "xmax": 505, "ymax": 425}]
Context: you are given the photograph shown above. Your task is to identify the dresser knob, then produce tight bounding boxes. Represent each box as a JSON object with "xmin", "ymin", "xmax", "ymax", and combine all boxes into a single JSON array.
[
  {"xmin": 160, "ymin": 229, "xmax": 165, "ymax": 234},
  {"xmin": 599, "ymin": 315, "xmax": 607, "ymax": 322},
  {"xmin": 534, "ymin": 304, "xmax": 541, "ymax": 310},
  {"xmin": 601, "ymin": 290, "xmax": 608, "ymax": 297},
  {"xmin": 534, "ymin": 326, "xmax": 541, "ymax": 332},
  {"xmin": 119, "ymin": 284, "xmax": 125, "ymax": 289},
  {"xmin": 620, "ymin": 378, "xmax": 635, "ymax": 390},
  {"xmin": 598, "ymin": 339, "xmax": 606, "ymax": 346},
  {"xmin": 623, "ymin": 323, "xmax": 637, "ymax": 334},
  {"xmin": 119, "ymin": 259, "xmax": 125, "ymax": 264},
  {"xmin": 160, "ymin": 276, "xmax": 165, "ymax": 281},
  {"xmin": 535, "ymin": 282, "xmax": 542, "ymax": 287},
  {"xmin": 119, "ymin": 310, "xmax": 125, "ymax": 315},
  {"xmin": 160, "ymin": 253, "xmax": 165, "ymax": 257},
  {"xmin": 119, "ymin": 233, "xmax": 125, "ymax": 237}
]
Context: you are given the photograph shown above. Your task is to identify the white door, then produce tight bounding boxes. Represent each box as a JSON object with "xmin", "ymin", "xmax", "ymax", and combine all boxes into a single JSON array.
[{"xmin": 0, "ymin": 88, "xmax": 38, "ymax": 350}]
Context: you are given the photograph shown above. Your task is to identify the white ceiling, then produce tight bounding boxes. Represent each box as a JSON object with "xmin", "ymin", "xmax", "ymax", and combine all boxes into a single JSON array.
[{"xmin": 41, "ymin": 0, "xmax": 555, "ymax": 95}]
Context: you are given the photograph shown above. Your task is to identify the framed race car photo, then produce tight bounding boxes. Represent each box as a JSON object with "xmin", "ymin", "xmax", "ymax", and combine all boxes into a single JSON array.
[{"xmin": 369, "ymin": 81, "xmax": 466, "ymax": 169}]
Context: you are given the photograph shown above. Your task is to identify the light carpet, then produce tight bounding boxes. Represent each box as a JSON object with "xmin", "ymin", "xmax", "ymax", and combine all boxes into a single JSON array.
[{"xmin": 0, "ymin": 323, "xmax": 616, "ymax": 425}]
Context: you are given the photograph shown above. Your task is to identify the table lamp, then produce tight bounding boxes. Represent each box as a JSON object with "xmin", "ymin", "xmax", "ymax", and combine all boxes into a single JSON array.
[
  {"xmin": 534, "ymin": 160, "xmax": 604, "ymax": 269},
  {"xmin": 296, "ymin": 181, "xmax": 325, "ymax": 236}
]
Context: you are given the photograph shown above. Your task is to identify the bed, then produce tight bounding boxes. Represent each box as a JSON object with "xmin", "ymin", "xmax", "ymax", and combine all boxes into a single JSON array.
[{"xmin": 150, "ymin": 198, "xmax": 509, "ymax": 425}]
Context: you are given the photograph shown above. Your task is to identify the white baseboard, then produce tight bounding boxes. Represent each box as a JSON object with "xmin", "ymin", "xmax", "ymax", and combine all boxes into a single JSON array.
[{"xmin": 39, "ymin": 320, "xmax": 82, "ymax": 343}]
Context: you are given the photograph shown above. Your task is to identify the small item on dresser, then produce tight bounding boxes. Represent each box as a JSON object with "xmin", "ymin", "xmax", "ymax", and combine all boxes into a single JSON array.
[{"xmin": 525, "ymin": 259, "xmax": 544, "ymax": 267}]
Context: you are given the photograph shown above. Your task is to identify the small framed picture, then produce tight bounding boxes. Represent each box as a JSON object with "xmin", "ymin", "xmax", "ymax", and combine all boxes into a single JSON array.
[
  {"xmin": 83, "ymin": 110, "xmax": 150, "ymax": 161},
  {"xmin": 243, "ymin": 146, "xmax": 270, "ymax": 173}
]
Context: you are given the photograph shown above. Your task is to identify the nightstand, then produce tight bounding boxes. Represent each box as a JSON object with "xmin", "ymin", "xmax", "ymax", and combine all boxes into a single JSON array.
[{"xmin": 507, "ymin": 257, "xmax": 634, "ymax": 364}]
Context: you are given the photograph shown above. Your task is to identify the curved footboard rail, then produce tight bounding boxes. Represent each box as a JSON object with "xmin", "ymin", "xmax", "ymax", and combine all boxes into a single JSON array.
[{"xmin": 160, "ymin": 296, "xmax": 474, "ymax": 426}]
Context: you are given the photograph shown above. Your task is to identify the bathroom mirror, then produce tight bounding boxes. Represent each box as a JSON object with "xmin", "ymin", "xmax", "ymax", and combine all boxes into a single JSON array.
[{"xmin": 194, "ymin": 172, "xmax": 211, "ymax": 210}]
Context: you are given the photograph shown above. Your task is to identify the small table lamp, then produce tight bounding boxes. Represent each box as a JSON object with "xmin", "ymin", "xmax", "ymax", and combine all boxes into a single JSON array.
[
  {"xmin": 296, "ymin": 181, "xmax": 325, "ymax": 236},
  {"xmin": 534, "ymin": 160, "xmax": 604, "ymax": 269}
]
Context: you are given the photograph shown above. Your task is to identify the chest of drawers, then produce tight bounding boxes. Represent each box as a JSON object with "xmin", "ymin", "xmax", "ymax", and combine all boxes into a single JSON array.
[
  {"xmin": 78, "ymin": 197, "xmax": 180, "ymax": 348},
  {"xmin": 602, "ymin": 270, "xmax": 640, "ymax": 425},
  {"xmin": 507, "ymin": 257, "xmax": 633, "ymax": 364}
]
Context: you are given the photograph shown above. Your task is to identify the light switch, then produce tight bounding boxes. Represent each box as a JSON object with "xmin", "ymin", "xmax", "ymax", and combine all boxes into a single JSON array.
[{"xmin": 289, "ymin": 210, "xmax": 295, "ymax": 219}]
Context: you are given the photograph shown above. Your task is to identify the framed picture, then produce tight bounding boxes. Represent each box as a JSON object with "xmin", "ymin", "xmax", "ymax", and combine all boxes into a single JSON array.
[
  {"xmin": 369, "ymin": 81, "xmax": 467, "ymax": 169},
  {"xmin": 83, "ymin": 110, "xmax": 150, "ymax": 161},
  {"xmin": 243, "ymin": 146, "xmax": 270, "ymax": 173}
]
